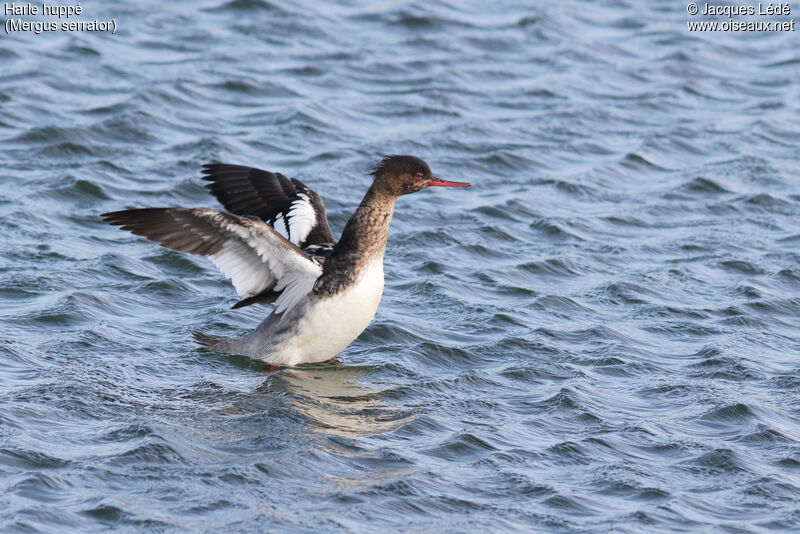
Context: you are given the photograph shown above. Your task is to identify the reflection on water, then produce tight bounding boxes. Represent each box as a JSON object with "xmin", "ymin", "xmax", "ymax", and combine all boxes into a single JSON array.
[{"xmin": 263, "ymin": 365, "xmax": 417, "ymax": 439}]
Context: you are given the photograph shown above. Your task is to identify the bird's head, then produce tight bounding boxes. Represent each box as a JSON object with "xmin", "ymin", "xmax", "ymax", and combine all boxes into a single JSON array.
[{"xmin": 369, "ymin": 155, "xmax": 470, "ymax": 197}]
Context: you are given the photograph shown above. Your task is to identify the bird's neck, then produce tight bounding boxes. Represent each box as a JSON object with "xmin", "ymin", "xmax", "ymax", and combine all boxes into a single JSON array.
[
  {"xmin": 335, "ymin": 185, "xmax": 396, "ymax": 261},
  {"xmin": 314, "ymin": 186, "xmax": 396, "ymax": 295}
]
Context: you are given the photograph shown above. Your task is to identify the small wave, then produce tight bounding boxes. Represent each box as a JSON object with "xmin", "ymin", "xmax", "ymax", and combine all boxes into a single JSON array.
[
  {"xmin": 717, "ymin": 260, "xmax": 764, "ymax": 275},
  {"xmin": 698, "ymin": 403, "xmax": 757, "ymax": 423},
  {"xmin": 114, "ymin": 441, "xmax": 185, "ymax": 466},
  {"xmin": 427, "ymin": 431, "xmax": 497, "ymax": 461},
  {"xmin": 206, "ymin": 0, "xmax": 282, "ymax": 10},
  {"xmin": 0, "ymin": 448, "xmax": 70, "ymax": 469},
  {"xmin": 676, "ymin": 177, "xmax": 731, "ymax": 195},
  {"xmin": 520, "ymin": 258, "xmax": 583, "ymax": 277},
  {"xmin": 620, "ymin": 153, "xmax": 667, "ymax": 171},
  {"xmin": 685, "ymin": 448, "xmax": 747, "ymax": 474}
]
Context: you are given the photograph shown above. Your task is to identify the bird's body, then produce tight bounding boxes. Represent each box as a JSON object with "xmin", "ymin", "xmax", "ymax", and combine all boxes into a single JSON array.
[
  {"xmin": 102, "ymin": 155, "xmax": 469, "ymax": 366},
  {"xmin": 228, "ymin": 258, "xmax": 385, "ymax": 366}
]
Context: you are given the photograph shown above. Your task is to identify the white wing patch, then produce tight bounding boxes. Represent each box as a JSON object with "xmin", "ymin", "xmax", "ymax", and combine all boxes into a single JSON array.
[
  {"xmin": 209, "ymin": 240, "xmax": 275, "ymax": 298},
  {"xmin": 228, "ymin": 213, "xmax": 322, "ymax": 313},
  {"xmin": 270, "ymin": 213, "xmax": 289, "ymax": 241},
  {"xmin": 285, "ymin": 193, "xmax": 317, "ymax": 245},
  {"xmin": 267, "ymin": 193, "xmax": 317, "ymax": 247}
]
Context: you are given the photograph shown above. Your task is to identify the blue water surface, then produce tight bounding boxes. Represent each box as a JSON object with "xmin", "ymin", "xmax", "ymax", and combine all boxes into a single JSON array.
[{"xmin": 2, "ymin": 1, "xmax": 800, "ymax": 532}]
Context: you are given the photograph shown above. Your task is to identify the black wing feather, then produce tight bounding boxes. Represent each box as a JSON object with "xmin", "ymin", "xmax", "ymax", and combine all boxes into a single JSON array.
[{"xmin": 201, "ymin": 163, "xmax": 335, "ymax": 248}]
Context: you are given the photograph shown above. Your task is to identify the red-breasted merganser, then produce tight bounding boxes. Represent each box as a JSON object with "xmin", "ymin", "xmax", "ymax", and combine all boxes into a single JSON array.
[{"xmin": 102, "ymin": 155, "xmax": 470, "ymax": 366}]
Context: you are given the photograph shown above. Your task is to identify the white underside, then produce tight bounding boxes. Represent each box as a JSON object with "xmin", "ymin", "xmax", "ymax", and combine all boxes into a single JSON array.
[{"xmin": 269, "ymin": 260, "xmax": 385, "ymax": 366}]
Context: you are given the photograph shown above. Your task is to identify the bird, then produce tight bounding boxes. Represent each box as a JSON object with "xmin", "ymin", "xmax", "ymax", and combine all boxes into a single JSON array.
[{"xmin": 101, "ymin": 155, "xmax": 470, "ymax": 366}]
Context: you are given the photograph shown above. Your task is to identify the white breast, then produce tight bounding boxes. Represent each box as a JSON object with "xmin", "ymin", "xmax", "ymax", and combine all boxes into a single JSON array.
[{"xmin": 271, "ymin": 260, "xmax": 385, "ymax": 366}]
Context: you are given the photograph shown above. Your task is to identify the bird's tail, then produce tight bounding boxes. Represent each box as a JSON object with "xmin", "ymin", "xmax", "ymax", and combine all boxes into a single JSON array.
[{"xmin": 191, "ymin": 330, "xmax": 224, "ymax": 350}]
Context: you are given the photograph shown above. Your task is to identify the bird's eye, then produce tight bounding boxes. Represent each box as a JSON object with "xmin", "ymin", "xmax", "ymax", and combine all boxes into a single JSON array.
[{"xmin": 415, "ymin": 172, "xmax": 423, "ymax": 179}]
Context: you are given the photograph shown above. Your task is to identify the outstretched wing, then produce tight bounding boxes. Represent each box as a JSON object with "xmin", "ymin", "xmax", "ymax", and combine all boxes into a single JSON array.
[
  {"xmin": 101, "ymin": 208, "xmax": 322, "ymax": 314},
  {"xmin": 201, "ymin": 164, "xmax": 335, "ymax": 249}
]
